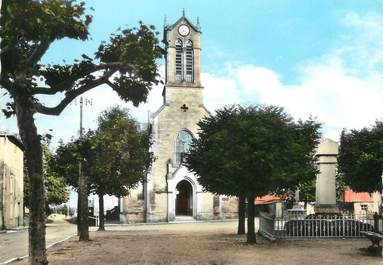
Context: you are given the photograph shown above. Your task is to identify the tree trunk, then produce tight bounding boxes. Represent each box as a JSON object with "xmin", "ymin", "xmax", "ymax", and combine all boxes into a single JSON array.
[
  {"xmin": 77, "ymin": 186, "xmax": 81, "ymax": 235},
  {"xmin": 98, "ymin": 192, "xmax": 105, "ymax": 231},
  {"xmin": 246, "ymin": 195, "xmax": 256, "ymax": 243},
  {"xmin": 237, "ymin": 195, "xmax": 246, "ymax": 235},
  {"xmin": 15, "ymin": 101, "xmax": 48, "ymax": 265},
  {"xmin": 78, "ymin": 161, "xmax": 89, "ymax": 240}
]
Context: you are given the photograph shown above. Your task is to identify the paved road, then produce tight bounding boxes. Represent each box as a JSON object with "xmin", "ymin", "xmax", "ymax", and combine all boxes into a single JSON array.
[{"xmin": 0, "ymin": 221, "xmax": 76, "ymax": 264}]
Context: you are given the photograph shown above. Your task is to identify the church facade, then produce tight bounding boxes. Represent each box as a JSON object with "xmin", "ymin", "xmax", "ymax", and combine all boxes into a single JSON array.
[{"xmin": 121, "ymin": 14, "xmax": 237, "ymax": 223}]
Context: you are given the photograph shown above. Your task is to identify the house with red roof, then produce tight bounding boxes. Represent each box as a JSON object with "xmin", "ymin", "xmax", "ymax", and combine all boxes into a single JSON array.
[{"xmin": 343, "ymin": 189, "xmax": 381, "ymax": 217}]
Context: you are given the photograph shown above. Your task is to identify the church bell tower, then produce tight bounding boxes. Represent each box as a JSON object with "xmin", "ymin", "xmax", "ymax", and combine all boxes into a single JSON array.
[
  {"xmin": 163, "ymin": 12, "xmax": 203, "ymax": 104},
  {"xmin": 121, "ymin": 13, "xmax": 238, "ymax": 223},
  {"xmin": 122, "ymin": 13, "xmax": 220, "ymax": 223}
]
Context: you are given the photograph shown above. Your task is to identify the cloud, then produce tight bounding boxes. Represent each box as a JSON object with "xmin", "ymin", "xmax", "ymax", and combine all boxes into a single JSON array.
[
  {"xmin": 202, "ymin": 72, "xmax": 242, "ymax": 111},
  {"xmin": 337, "ymin": 11, "xmax": 383, "ymax": 75},
  {"xmin": 31, "ymin": 66, "xmax": 165, "ymax": 145},
  {"xmin": 201, "ymin": 12, "xmax": 383, "ymax": 140},
  {"xmin": 2, "ymin": 12, "xmax": 383, "ymax": 145}
]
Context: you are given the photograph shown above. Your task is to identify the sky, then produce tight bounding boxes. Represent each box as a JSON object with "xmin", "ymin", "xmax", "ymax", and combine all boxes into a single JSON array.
[{"xmin": 2, "ymin": 0, "xmax": 383, "ymax": 145}]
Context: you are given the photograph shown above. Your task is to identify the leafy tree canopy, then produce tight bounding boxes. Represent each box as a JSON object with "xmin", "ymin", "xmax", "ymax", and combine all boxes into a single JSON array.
[
  {"xmin": 91, "ymin": 106, "xmax": 153, "ymax": 196},
  {"xmin": 338, "ymin": 121, "xmax": 383, "ymax": 193},
  {"xmin": 44, "ymin": 147, "xmax": 69, "ymax": 205},
  {"xmin": 24, "ymin": 145, "xmax": 69, "ymax": 207},
  {"xmin": 298, "ymin": 180, "xmax": 316, "ymax": 203},
  {"xmin": 53, "ymin": 106, "xmax": 153, "ymax": 197},
  {"xmin": 1, "ymin": 0, "xmax": 163, "ymax": 118},
  {"xmin": 1, "ymin": 0, "xmax": 162, "ymax": 262},
  {"xmin": 53, "ymin": 130, "xmax": 95, "ymax": 192},
  {"xmin": 184, "ymin": 105, "xmax": 321, "ymax": 198}
]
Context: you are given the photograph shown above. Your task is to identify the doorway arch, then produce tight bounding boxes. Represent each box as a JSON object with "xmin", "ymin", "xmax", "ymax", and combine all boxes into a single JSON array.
[{"xmin": 175, "ymin": 180, "xmax": 193, "ymax": 216}]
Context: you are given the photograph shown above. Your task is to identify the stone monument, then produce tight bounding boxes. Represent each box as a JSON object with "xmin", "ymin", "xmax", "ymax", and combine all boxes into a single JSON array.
[{"xmin": 315, "ymin": 139, "xmax": 339, "ymax": 213}]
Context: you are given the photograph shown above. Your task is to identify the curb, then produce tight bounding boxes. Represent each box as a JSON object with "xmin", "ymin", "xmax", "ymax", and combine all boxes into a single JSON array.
[
  {"xmin": 104, "ymin": 219, "xmax": 237, "ymax": 227},
  {"xmin": 0, "ymin": 234, "xmax": 75, "ymax": 265},
  {"xmin": 0, "ymin": 227, "xmax": 29, "ymax": 234}
]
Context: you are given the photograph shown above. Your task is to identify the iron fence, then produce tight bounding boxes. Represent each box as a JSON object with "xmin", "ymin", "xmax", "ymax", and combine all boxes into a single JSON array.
[{"xmin": 259, "ymin": 212, "xmax": 375, "ymax": 240}]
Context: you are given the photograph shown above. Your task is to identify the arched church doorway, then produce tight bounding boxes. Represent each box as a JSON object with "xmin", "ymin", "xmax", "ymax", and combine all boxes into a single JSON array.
[{"xmin": 175, "ymin": 180, "xmax": 193, "ymax": 216}]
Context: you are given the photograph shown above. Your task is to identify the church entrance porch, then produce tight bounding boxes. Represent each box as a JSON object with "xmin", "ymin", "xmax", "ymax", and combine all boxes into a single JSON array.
[
  {"xmin": 167, "ymin": 167, "xmax": 203, "ymax": 221},
  {"xmin": 176, "ymin": 180, "xmax": 193, "ymax": 216}
]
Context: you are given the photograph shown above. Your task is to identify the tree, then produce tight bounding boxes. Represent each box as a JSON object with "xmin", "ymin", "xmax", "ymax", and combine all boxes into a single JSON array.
[
  {"xmin": 53, "ymin": 107, "xmax": 153, "ymax": 231},
  {"xmin": 1, "ymin": 1, "xmax": 162, "ymax": 264},
  {"xmin": 338, "ymin": 121, "xmax": 383, "ymax": 193},
  {"xmin": 237, "ymin": 196, "xmax": 246, "ymax": 235},
  {"xmin": 53, "ymin": 130, "xmax": 97, "ymax": 237},
  {"xmin": 44, "ymin": 148, "xmax": 69, "ymax": 206},
  {"xmin": 335, "ymin": 173, "xmax": 347, "ymax": 201},
  {"xmin": 24, "ymin": 144, "xmax": 69, "ymax": 211},
  {"xmin": 298, "ymin": 180, "xmax": 315, "ymax": 208},
  {"xmin": 91, "ymin": 106, "xmax": 153, "ymax": 230},
  {"xmin": 184, "ymin": 105, "xmax": 321, "ymax": 243}
]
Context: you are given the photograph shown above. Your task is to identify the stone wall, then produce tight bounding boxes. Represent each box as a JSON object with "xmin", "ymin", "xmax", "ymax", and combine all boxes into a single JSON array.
[
  {"xmin": 221, "ymin": 196, "xmax": 238, "ymax": 219},
  {"xmin": 0, "ymin": 136, "xmax": 24, "ymax": 229}
]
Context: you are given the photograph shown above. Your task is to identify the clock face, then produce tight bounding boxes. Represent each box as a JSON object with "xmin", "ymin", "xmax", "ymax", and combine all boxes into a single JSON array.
[{"xmin": 178, "ymin": 25, "xmax": 190, "ymax": 36}]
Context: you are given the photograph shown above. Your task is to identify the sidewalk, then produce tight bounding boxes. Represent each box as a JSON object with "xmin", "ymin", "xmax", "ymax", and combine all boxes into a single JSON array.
[{"xmin": 0, "ymin": 220, "xmax": 76, "ymax": 264}]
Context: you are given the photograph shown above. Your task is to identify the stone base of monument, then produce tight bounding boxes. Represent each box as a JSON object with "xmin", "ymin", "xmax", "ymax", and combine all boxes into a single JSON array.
[{"xmin": 314, "ymin": 204, "xmax": 341, "ymax": 214}]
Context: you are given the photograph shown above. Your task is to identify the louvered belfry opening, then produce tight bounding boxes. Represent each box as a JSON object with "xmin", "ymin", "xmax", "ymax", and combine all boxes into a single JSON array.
[
  {"xmin": 175, "ymin": 39, "xmax": 183, "ymax": 82},
  {"xmin": 174, "ymin": 38, "xmax": 194, "ymax": 83},
  {"xmin": 185, "ymin": 40, "xmax": 193, "ymax": 82}
]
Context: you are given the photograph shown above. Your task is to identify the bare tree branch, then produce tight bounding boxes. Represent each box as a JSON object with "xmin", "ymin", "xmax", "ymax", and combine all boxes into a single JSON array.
[
  {"xmin": 34, "ymin": 70, "xmax": 116, "ymax": 116},
  {"xmin": 105, "ymin": 79, "xmax": 120, "ymax": 91},
  {"xmin": 32, "ymin": 62, "xmax": 132, "ymax": 95},
  {"xmin": 0, "ymin": 75, "xmax": 15, "ymax": 95},
  {"xmin": 27, "ymin": 41, "xmax": 51, "ymax": 67},
  {"xmin": 33, "ymin": 86, "xmax": 58, "ymax": 95}
]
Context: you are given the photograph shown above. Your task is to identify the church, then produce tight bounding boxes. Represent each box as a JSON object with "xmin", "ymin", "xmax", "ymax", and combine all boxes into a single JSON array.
[{"xmin": 120, "ymin": 14, "xmax": 238, "ymax": 223}]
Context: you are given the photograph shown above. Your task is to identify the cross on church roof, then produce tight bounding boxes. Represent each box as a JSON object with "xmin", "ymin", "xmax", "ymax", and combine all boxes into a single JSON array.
[{"xmin": 180, "ymin": 104, "xmax": 189, "ymax": 112}]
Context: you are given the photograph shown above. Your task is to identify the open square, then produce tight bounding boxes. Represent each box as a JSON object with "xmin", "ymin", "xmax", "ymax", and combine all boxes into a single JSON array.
[{"xmin": 11, "ymin": 222, "xmax": 381, "ymax": 265}]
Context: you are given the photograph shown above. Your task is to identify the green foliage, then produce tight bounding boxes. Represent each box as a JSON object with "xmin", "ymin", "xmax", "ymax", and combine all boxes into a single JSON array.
[
  {"xmin": 90, "ymin": 106, "xmax": 153, "ymax": 196},
  {"xmin": 24, "ymin": 145, "xmax": 69, "ymax": 207},
  {"xmin": 184, "ymin": 105, "xmax": 321, "ymax": 198},
  {"xmin": 338, "ymin": 121, "xmax": 383, "ymax": 192},
  {"xmin": 1, "ymin": 0, "xmax": 163, "ymax": 116},
  {"xmin": 56, "ymin": 205, "xmax": 69, "ymax": 216},
  {"xmin": 53, "ymin": 130, "xmax": 96, "ymax": 191},
  {"xmin": 53, "ymin": 107, "xmax": 153, "ymax": 197},
  {"xmin": 46, "ymin": 174, "xmax": 69, "ymax": 205},
  {"xmin": 1, "ymin": 0, "xmax": 162, "ymax": 260},
  {"xmin": 1, "ymin": 0, "xmax": 92, "ymax": 76},
  {"xmin": 298, "ymin": 180, "xmax": 316, "ymax": 203},
  {"xmin": 44, "ymin": 147, "xmax": 69, "ymax": 205},
  {"xmin": 336, "ymin": 173, "xmax": 347, "ymax": 200}
]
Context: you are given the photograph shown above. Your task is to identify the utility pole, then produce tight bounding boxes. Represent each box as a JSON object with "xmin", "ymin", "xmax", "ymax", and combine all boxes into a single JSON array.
[{"xmin": 77, "ymin": 96, "xmax": 91, "ymax": 240}]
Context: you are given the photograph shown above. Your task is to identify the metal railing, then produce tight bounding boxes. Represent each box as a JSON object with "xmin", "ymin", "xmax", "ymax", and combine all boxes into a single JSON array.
[
  {"xmin": 259, "ymin": 212, "xmax": 375, "ymax": 240},
  {"xmin": 88, "ymin": 215, "xmax": 99, "ymax": 227}
]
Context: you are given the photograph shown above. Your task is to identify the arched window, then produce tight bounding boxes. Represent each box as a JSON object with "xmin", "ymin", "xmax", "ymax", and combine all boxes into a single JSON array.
[
  {"xmin": 185, "ymin": 40, "xmax": 194, "ymax": 82},
  {"xmin": 175, "ymin": 39, "xmax": 183, "ymax": 82},
  {"xmin": 175, "ymin": 130, "xmax": 193, "ymax": 167}
]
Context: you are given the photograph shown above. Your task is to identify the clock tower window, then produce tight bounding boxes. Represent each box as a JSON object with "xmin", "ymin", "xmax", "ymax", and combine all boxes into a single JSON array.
[
  {"xmin": 185, "ymin": 40, "xmax": 194, "ymax": 82},
  {"xmin": 175, "ymin": 39, "xmax": 183, "ymax": 82}
]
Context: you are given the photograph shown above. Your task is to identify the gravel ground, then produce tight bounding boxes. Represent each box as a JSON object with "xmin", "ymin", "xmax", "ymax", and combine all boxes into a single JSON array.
[{"xmin": 11, "ymin": 221, "xmax": 382, "ymax": 265}]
